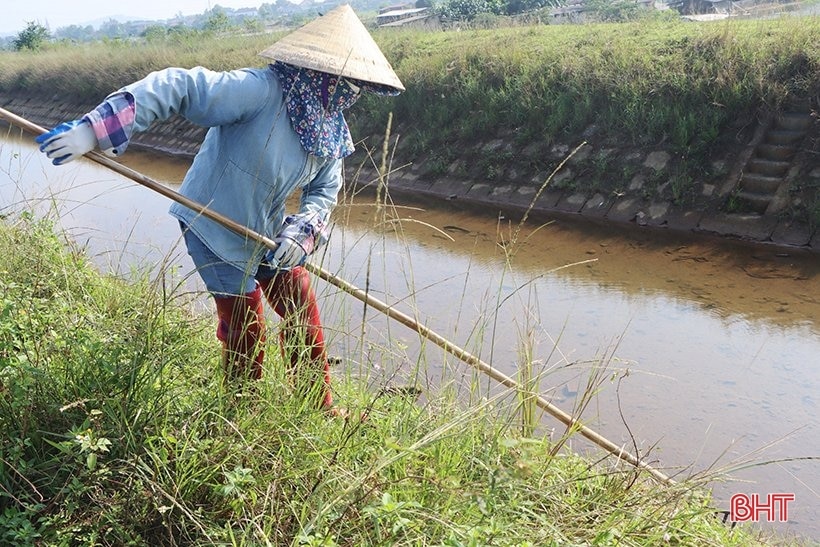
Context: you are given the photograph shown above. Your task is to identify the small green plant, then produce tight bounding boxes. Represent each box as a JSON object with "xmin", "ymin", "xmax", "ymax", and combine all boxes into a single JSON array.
[
  {"xmin": 296, "ymin": 530, "xmax": 341, "ymax": 546},
  {"xmin": 427, "ymin": 151, "xmax": 452, "ymax": 175},
  {"xmin": 724, "ymin": 192, "xmax": 743, "ymax": 213},
  {"xmin": 0, "ymin": 506, "xmax": 45, "ymax": 545},
  {"xmin": 485, "ymin": 163, "xmax": 500, "ymax": 180},
  {"xmin": 362, "ymin": 492, "xmax": 423, "ymax": 540},
  {"xmin": 664, "ymin": 168, "xmax": 695, "ymax": 205},
  {"xmin": 215, "ymin": 466, "xmax": 258, "ymax": 514},
  {"xmin": 73, "ymin": 425, "xmax": 113, "ymax": 471}
]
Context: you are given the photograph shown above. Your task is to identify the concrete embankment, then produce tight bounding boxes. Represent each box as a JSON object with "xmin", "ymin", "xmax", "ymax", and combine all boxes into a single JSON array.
[{"xmin": 3, "ymin": 92, "xmax": 818, "ymax": 252}]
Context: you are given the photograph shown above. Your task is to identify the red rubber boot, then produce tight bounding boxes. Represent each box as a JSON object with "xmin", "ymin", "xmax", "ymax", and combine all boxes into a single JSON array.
[
  {"xmin": 258, "ymin": 267, "xmax": 333, "ymax": 409},
  {"xmin": 213, "ymin": 285, "xmax": 266, "ymax": 382}
]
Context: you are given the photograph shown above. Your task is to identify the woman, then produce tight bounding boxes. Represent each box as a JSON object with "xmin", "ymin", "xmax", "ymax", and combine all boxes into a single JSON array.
[{"xmin": 36, "ymin": 5, "xmax": 404, "ymax": 412}]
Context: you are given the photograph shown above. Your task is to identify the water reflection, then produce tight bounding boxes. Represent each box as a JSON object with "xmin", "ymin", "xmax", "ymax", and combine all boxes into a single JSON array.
[
  {"xmin": 2, "ymin": 130, "xmax": 818, "ymax": 539},
  {"xmin": 337, "ymin": 192, "xmax": 820, "ymax": 332}
]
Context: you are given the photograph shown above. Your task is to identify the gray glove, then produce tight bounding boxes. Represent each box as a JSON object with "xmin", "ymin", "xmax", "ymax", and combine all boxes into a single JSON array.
[{"xmin": 270, "ymin": 212, "xmax": 326, "ymax": 269}]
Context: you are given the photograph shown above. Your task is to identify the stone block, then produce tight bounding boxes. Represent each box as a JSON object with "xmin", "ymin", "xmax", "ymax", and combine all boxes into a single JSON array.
[
  {"xmin": 606, "ymin": 197, "xmax": 642, "ymax": 223},
  {"xmin": 567, "ymin": 145, "xmax": 591, "ymax": 164},
  {"xmin": 644, "ymin": 201, "xmax": 671, "ymax": 226},
  {"xmin": 771, "ymin": 219, "xmax": 814, "ymax": 247},
  {"xmin": 711, "ymin": 159, "xmax": 729, "ymax": 176},
  {"xmin": 551, "ymin": 168, "xmax": 574, "ymax": 186},
  {"xmin": 466, "ymin": 182, "xmax": 493, "ymax": 200},
  {"xmin": 701, "ymin": 183, "xmax": 716, "ymax": 197},
  {"xmin": 482, "ymin": 139, "xmax": 506, "ymax": 152},
  {"xmin": 522, "ymin": 142, "xmax": 542, "ymax": 157},
  {"xmin": 649, "ymin": 201, "xmax": 669, "ymax": 217},
  {"xmin": 424, "ymin": 177, "xmax": 466, "ymax": 198},
  {"xmin": 508, "ymin": 185, "xmax": 537, "ymax": 207},
  {"xmin": 549, "ymin": 144, "xmax": 570, "ymax": 158},
  {"xmin": 491, "ymin": 184, "xmax": 516, "ymax": 199},
  {"xmin": 582, "ymin": 193, "xmax": 613, "ymax": 217},
  {"xmin": 447, "ymin": 159, "xmax": 466, "ymax": 176},
  {"xmin": 534, "ymin": 189, "xmax": 563, "ymax": 210},
  {"xmin": 383, "ymin": 173, "xmax": 415, "ymax": 190},
  {"xmin": 697, "ymin": 213, "xmax": 778, "ymax": 242},
  {"xmin": 554, "ymin": 192, "xmax": 587, "ymax": 213},
  {"xmin": 664, "ymin": 209, "xmax": 703, "ymax": 231},
  {"xmin": 643, "ymin": 150, "xmax": 671, "ymax": 171},
  {"xmin": 633, "ymin": 203, "xmax": 669, "ymax": 227}
]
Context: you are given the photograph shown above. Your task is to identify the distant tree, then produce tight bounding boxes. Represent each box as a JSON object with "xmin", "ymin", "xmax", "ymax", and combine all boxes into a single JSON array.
[
  {"xmin": 416, "ymin": 0, "xmax": 434, "ymax": 7},
  {"xmin": 258, "ymin": 3, "xmax": 273, "ymax": 19},
  {"xmin": 12, "ymin": 21, "xmax": 50, "ymax": 51},
  {"xmin": 438, "ymin": 0, "xmax": 505, "ymax": 20},
  {"xmin": 54, "ymin": 24, "xmax": 95, "ymax": 42},
  {"xmin": 142, "ymin": 25, "xmax": 169, "ymax": 41},
  {"xmin": 98, "ymin": 19, "xmax": 128, "ymax": 39},
  {"xmin": 204, "ymin": 7, "xmax": 232, "ymax": 32},
  {"xmin": 505, "ymin": 0, "xmax": 553, "ymax": 14},
  {"xmin": 288, "ymin": 12, "xmax": 315, "ymax": 27},
  {"xmin": 258, "ymin": 3, "xmax": 282, "ymax": 20},
  {"xmin": 243, "ymin": 18, "xmax": 265, "ymax": 33},
  {"xmin": 584, "ymin": 0, "xmax": 643, "ymax": 21},
  {"xmin": 168, "ymin": 24, "xmax": 197, "ymax": 38}
]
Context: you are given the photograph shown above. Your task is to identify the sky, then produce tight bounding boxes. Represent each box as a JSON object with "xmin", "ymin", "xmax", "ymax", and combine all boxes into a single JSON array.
[{"xmin": 2, "ymin": 0, "xmax": 265, "ymax": 35}]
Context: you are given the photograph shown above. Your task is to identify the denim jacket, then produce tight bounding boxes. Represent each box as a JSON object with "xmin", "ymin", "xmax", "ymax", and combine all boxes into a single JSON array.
[{"xmin": 110, "ymin": 66, "xmax": 341, "ymax": 268}]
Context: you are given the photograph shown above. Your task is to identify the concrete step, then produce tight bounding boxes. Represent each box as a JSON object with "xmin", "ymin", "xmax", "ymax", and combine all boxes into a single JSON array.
[
  {"xmin": 776, "ymin": 112, "xmax": 813, "ymax": 132},
  {"xmin": 764, "ymin": 129, "xmax": 805, "ymax": 146},
  {"xmin": 739, "ymin": 173, "xmax": 783, "ymax": 194},
  {"xmin": 756, "ymin": 143, "xmax": 797, "ymax": 161},
  {"xmin": 734, "ymin": 191, "xmax": 771, "ymax": 214},
  {"xmin": 747, "ymin": 158, "xmax": 791, "ymax": 177}
]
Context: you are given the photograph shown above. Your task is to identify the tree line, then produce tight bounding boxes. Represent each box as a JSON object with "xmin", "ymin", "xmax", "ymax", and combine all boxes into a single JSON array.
[{"xmin": 5, "ymin": 0, "xmax": 689, "ymax": 51}]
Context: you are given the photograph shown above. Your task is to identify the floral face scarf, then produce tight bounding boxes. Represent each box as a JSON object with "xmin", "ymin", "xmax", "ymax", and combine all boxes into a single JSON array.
[{"xmin": 271, "ymin": 62, "xmax": 400, "ymax": 159}]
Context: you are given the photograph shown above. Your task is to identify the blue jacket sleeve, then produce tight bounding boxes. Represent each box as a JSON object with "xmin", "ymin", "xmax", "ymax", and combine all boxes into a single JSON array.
[
  {"xmin": 121, "ymin": 66, "xmax": 271, "ymax": 132},
  {"xmin": 300, "ymin": 158, "xmax": 342, "ymax": 224}
]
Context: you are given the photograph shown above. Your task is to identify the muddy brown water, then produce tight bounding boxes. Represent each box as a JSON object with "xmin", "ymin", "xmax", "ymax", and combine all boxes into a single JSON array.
[{"xmin": 2, "ymin": 134, "xmax": 818, "ymax": 540}]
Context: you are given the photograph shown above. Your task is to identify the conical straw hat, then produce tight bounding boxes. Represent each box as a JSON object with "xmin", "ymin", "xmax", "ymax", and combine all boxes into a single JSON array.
[{"xmin": 259, "ymin": 4, "xmax": 404, "ymax": 91}]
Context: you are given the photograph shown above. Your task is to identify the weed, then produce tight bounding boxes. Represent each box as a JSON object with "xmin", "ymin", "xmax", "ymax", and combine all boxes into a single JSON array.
[{"xmin": 724, "ymin": 192, "xmax": 743, "ymax": 213}]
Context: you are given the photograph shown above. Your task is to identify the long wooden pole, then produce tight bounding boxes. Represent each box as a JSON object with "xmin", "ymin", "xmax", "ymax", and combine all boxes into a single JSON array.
[{"xmin": 0, "ymin": 106, "xmax": 675, "ymax": 484}]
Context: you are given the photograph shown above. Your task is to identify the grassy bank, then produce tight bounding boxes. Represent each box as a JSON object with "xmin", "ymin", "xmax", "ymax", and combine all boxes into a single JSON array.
[
  {"xmin": 1, "ymin": 16, "xmax": 818, "ymax": 184},
  {"xmin": 0, "ymin": 211, "xmax": 781, "ymax": 544},
  {"xmin": 358, "ymin": 17, "xmax": 818, "ymax": 159}
]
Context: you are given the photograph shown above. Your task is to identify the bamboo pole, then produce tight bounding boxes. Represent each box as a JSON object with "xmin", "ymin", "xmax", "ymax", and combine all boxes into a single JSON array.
[{"xmin": 0, "ymin": 106, "xmax": 675, "ymax": 485}]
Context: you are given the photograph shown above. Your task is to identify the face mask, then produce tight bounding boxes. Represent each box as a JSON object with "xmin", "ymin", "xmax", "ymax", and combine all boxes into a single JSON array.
[
  {"xmin": 271, "ymin": 62, "xmax": 357, "ymax": 159},
  {"xmin": 322, "ymin": 75, "xmax": 362, "ymax": 113}
]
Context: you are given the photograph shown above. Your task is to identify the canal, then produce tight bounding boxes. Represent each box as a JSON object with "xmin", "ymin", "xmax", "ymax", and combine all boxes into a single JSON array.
[{"xmin": 2, "ymin": 132, "xmax": 818, "ymax": 539}]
